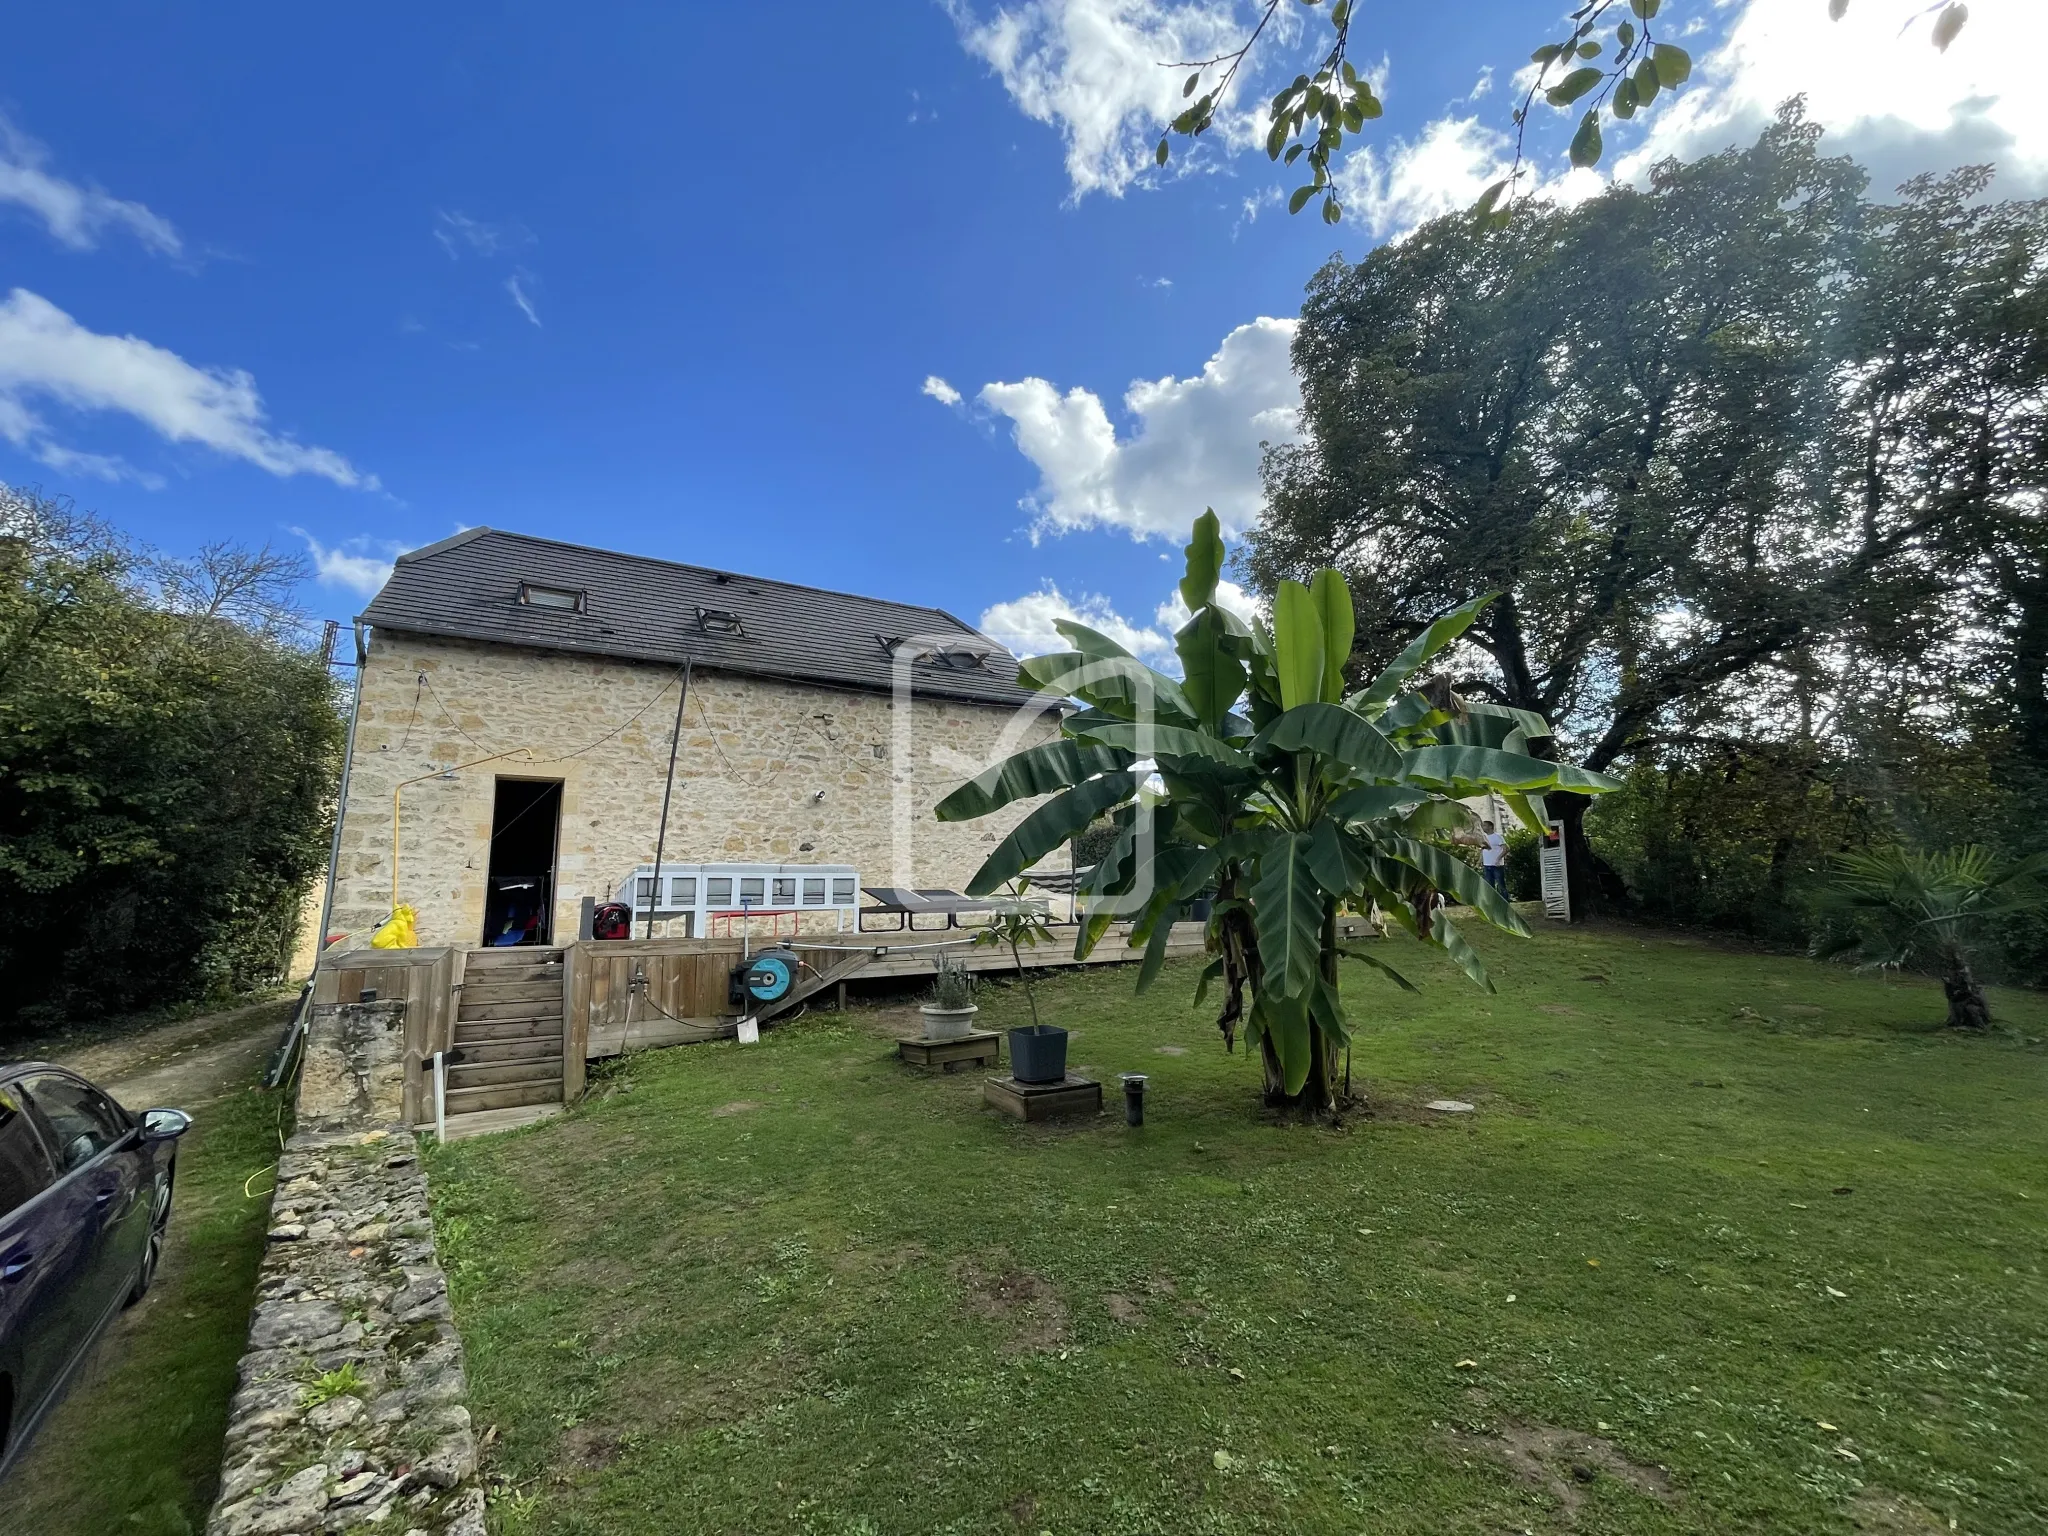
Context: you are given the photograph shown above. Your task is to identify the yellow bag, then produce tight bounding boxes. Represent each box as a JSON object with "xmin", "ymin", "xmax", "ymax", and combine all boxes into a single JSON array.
[{"xmin": 370, "ymin": 905, "xmax": 418, "ymax": 950}]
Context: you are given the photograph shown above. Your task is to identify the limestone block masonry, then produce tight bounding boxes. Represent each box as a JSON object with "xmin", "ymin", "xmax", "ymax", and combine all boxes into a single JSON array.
[
  {"xmin": 330, "ymin": 630, "xmax": 1061, "ymax": 951},
  {"xmin": 297, "ymin": 1000, "xmax": 408, "ymax": 1131}
]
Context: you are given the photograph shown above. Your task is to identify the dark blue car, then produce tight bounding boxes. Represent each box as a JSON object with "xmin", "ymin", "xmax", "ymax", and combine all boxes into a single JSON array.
[{"xmin": 0, "ymin": 1063, "xmax": 190, "ymax": 1479}]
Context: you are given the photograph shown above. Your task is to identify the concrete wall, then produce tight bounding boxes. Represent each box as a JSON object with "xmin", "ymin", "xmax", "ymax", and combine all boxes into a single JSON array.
[{"xmin": 328, "ymin": 630, "xmax": 1061, "ymax": 951}]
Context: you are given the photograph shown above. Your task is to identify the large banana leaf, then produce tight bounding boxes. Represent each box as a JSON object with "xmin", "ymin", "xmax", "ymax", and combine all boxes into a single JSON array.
[
  {"xmin": 965, "ymin": 770, "xmax": 1141, "ymax": 895},
  {"xmin": 1396, "ymin": 799, "xmax": 1478, "ymax": 837},
  {"xmin": 1017, "ymin": 651, "xmax": 1197, "ymax": 723},
  {"xmin": 1348, "ymin": 592, "xmax": 1496, "ymax": 716},
  {"xmin": 1239, "ymin": 617, "xmax": 1284, "ymax": 730},
  {"xmin": 1055, "ymin": 617, "xmax": 1148, "ymax": 667},
  {"xmin": 1176, "ymin": 604, "xmax": 1252, "ymax": 732},
  {"xmin": 1308, "ymin": 972, "xmax": 1352, "ymax": 1050},
  {"xmin": 1253, "ymin": 829, "xmax": 1324, "ymax": 1002},
  {"xmin": 1440, "ymin": 700, "xmax": 1554, "ymax": 750},
  {"xmin": 933, "ymin": 739, "xmax": 1133, "ymax": 821},
  {"xmin": 1310, "ymin": 568, "xmax": 1355, "ymax": 704},
  {"xmin": 1376, "ymin": 689, "xmax": 1457, "ymax": 737},
  {"xmin": 1260, "ymin": 992, "xmax": 1315, "ymax": 1096},
  {"xmin": 1431, "ymin": 908, "xmax": 1497, "ymax": 992},
  {"xmin": 1306, "ymin": 817, "xmax": 1373, "ymax": 896},
  {"xmin": 1337, "ymin": 944, "xmax": 1419, "ymax": 993},
  {"xmin": 1178, "ymin": 509, "xmax": 1226, "ymax": 612},
  {"xmin": 1068, "ymin": 719, "xmax": 1254, "ymax": 768},
  {"xmin": 1329, "ymin": 784, "xmax": 1429, "ymax": 824},
  {"xmin": 1381, "ymin": 835, "xmax": 1531, "ymax": 936},
  {"xmin": 1399, "ymin": 744, "xmax": 1571, "ymax": 791},
  {"xmin": 1272, "ymin": 581, "xmax": 1326, "ymax": 711},
  {"xmin": 1254, "ymin": 702, "xmax": 1404, "ymax": 780}
]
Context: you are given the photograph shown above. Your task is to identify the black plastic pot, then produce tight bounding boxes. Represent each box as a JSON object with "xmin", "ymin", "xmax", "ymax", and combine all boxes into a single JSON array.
[{"xmin": 1008, "ymin": 1024, "xmax": 1068, "ymax": 1084}]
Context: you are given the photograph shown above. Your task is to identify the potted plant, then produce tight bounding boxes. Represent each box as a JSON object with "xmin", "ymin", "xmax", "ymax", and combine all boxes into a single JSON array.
[
  {"xmin": 974, "ymin": 881, "xmax": 1068, "ymax": 1083},
  {"xmin": 919, "ymin": 956, "xmax": 979, "ymax": 1041}
]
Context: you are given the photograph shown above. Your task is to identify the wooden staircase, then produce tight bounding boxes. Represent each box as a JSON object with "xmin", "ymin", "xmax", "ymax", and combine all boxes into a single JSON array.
[{"xmin": 447, "ymin": 947, "xmax": 566, "ymax": 1115}]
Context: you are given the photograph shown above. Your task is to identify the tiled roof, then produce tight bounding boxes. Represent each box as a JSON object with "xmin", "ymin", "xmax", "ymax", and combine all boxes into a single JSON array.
[{"xmin": 359, "ymin": 528, "xmax": 1040, "ymax": 708}]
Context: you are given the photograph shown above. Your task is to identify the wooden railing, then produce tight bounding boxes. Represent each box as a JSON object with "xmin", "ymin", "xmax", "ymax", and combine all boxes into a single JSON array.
[
  {"xmin": 563, "ymin": 923, "xmax": 1208, "ymax": 1061},
  {"xmin": 313, "ymin": 946, "xmax": 462, "ymax": 1124}
]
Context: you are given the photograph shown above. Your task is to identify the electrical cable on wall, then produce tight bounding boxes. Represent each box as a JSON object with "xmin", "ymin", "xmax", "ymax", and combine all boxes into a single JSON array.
[
  {"xmin": 396, "ymin": 672, "xmax": 425, "ymax": 754},
  {"xmin": 421, "ymin": 674, "xmax": 489, "ymax": 753}
]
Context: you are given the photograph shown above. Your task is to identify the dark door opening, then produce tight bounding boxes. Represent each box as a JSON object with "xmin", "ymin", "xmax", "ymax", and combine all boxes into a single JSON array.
[{"xmin": 482, "ymin": 778, "xmax": 563, "ymax": 947}]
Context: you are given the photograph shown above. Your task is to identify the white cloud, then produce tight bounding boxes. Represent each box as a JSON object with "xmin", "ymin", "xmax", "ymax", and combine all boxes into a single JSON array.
[
  {"xmin": 944, "ymin": 0, "xmax": 1285, "ymax": 200},
  {"xmin": 1336, "ymin": 115, "xmax": 1602, "ymax": 240},
  {"xmin": 505, "ymin": 271, "xmax": 541, "ymax": 327},
  {"xmin": 922, "ymin": 374, "xmax": 964, "ymax": 407},
  {"xmin": 434, "ymin": 210, "xmax": 528, "ymax": 259},
  {"xmin": 980, "ymin": 581, "xmax": 1171, "ymax": 663},
  {"xmin": 1615, "ymin": 0, "xmax": 2048, "ymax": 197},
  {"xmin": 978, "ymin": 315, "xmax": 1298, "ymax": 542},
  {"xmin": 981, "ymin": 571, "xmax": 1263, "ymax": 680},
  {"xmin": 0, "ymin": 288, "xmax": 372, "ymax": 489},
  {"xmin": 0, "ymin": 113, "xmax": 180, "ymax": 256},
  {"xmin": 295, "ymin": 530, "xmax": 408, "ymax": 598}
]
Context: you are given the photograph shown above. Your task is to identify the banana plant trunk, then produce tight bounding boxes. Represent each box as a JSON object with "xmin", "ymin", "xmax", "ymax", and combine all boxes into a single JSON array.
[
  {"xmin": 1941, "ymin": 945, "xmax": 1992, "ymax": 1029},
  {"xmin": 1257, "ymin": 901, "xmax": 1345, "ymax": 1112}
]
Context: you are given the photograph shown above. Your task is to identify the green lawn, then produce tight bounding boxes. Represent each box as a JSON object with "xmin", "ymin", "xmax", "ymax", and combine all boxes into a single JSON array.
[
  {"xmin": 426, "ymin": 924, "xmax": 2048, "ymax": 1535},
  {"xmin": 0, "ymin": 1077, "xmax": 281, "ymax": 1535}
]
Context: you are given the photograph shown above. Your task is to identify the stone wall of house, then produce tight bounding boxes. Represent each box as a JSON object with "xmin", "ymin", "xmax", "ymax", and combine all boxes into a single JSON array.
[{"xmin": 327, "ymin": 631, "xmax": 1061, "ymax": 951}]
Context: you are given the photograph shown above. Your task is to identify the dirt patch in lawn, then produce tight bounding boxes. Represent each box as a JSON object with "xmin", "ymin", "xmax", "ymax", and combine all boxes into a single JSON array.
[
  {"xmin": 562, "ymin": 1423, "xmax": 624, "ymax": 1472},
  {"xmin": 710, "ymin": 1100, "xmax": 762, "ymax": 1117},
  {"xmin": 1846, "ymin": 1488, "xmax": 1951, "ymax": 1533},
  {"xmin": 1103, "ymin": 1292, "xmax": 1147, "ymax": 1325},
  {"xmin": 957, "ymin": 1259, "xmax": 1069, "ymax": 1352},
  {"xmin": 1447, "ymin": 1420, "xmax": 1676, "ymax": 1522}
]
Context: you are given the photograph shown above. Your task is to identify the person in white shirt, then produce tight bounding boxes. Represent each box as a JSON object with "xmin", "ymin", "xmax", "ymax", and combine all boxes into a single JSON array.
[{"xmin": 1479, "ymin": 820, "xmax": 1508, "ymax": 894}]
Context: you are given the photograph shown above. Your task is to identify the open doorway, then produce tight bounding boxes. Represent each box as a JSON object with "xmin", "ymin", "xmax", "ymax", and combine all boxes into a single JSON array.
[{"xmin": 481, "ymin": 778, "xmax": 563, "ymax": 946}]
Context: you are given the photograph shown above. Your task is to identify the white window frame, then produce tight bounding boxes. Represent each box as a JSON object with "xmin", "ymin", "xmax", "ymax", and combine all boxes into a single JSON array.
[{"xmin": 620, "ymin": 861, "xmax": 861, "ymax": 933}]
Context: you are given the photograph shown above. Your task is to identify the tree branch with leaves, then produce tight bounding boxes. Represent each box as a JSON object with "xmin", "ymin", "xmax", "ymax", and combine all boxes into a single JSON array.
[{"xmin": 1156, "ymin": 0, "xmax": 1968, "ymax": 226}]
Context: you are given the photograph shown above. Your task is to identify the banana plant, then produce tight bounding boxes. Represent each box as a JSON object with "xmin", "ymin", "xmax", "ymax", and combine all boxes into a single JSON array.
[{"xmin": 936, "ymin": 512, "xmax": 1620, "ymax": 1112}]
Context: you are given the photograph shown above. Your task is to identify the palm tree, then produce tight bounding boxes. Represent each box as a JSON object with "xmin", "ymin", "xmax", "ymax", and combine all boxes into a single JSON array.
[
  {"xmin": 936, "ymin": 512, "xmax": 1619, "ymax": 1113},
  {"xmin": 1818, "ymin": 845, "xmax": 2048, "ymax": 1029}
]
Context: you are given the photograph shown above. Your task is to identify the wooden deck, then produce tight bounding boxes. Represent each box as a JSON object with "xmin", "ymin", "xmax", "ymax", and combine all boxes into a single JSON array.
[
  {"xmin": 578, "ymin": 921, "xmax": 1209, "ymax": 1058},
  {"xmin": 317, "ymin": 920, "xmax": 1210, "ymax": 1123}
]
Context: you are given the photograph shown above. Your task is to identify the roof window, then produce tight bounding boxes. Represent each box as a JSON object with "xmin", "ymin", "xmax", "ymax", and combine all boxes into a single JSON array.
[
  {"xmin": 697, "ymin": 606, "xmax": 746, "ymax": 636},
  {"xmin": 878, "ymin": 635, "xmax": 989, "ymax": 669},
  {"xmin": 519, "ymin": 582, "xmax": 586, "ymax": 613}
]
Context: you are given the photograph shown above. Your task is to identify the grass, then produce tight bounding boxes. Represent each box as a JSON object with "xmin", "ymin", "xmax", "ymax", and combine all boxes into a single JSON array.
[
  {"xmin": 0, "ymin": 1075, "xmax": 283, "ymax": 1535},
  {"xmin": 425, "ymin": 923, "xmax": 2048, "ymax": 1535}
]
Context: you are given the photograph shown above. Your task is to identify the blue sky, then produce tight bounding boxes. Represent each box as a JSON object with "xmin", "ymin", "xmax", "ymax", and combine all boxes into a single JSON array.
[{"xmin": 4, "ymin": 1, "xmax": 2038, "ymax": 664}]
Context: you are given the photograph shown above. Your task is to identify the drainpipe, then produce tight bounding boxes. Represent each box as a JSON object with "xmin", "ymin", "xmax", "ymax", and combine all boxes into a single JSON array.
[{"xmin": 314, "ymin": 620, "xmax": 369, "ymax": 963}]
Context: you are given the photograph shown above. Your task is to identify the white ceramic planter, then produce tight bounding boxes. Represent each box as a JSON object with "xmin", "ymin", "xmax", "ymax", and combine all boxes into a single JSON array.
[{"xmin": 919, "ymin": 1003, "xmax": 979, "ymax": 1041}]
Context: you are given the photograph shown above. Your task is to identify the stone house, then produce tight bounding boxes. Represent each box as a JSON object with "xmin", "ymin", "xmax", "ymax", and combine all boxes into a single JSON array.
[{"xmin": 324, "ymin": 528, "xmax": 1058, "ymax": 951}]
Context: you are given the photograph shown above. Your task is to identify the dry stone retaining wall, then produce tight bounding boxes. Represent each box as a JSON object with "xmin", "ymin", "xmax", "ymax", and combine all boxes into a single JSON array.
[{"xmin": 207, "ymin": 998, "xmax": 484, "ymax": 1536}]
